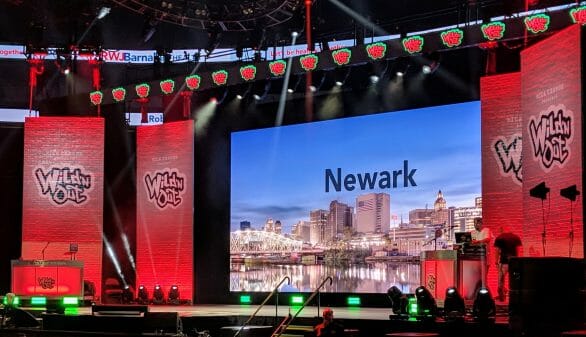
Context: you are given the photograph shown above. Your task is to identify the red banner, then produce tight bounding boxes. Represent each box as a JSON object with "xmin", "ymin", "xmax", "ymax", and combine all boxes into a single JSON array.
[
  {"xmin": 21, "ymin": 117, "xmax": 105, "ymax": 297},
  {"xmin": 480, "ymin": 72, "xmax": 523, "ymax": 291},
  {"xmin": 136, "ymin": 120, "xmax": 194, "ymax": 301},
  {"xmin": 521, "ymin": 25, "xmax": 583, "ymax": 258}
]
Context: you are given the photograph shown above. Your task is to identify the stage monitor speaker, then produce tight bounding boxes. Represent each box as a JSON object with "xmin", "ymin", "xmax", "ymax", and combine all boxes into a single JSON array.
[
  {"xmin": 91, "ymin": 304, "xmax": 148, "ymax": 316},
  {"xmin": 509, "ymin": 257, "xmax": 585, "ymax": 336}
]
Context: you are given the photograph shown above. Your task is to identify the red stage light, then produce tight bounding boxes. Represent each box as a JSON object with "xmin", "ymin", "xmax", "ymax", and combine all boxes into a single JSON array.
[
  {"xmin": 402, "ymin": 36, "xmax": 424, "ymax": 54},
  {"xmin": 365, "ymin": 42, "xmax": 387, "ymax": 61},
  {"xmin": 332, "ymin": 48, "xmax": 352, "ymax": 66},
  {"xmin": 135, "ymin": 83, "xmax": 151, "ymax": 99},
  {"xmin": 524, "ymin": 14, "xmax": 551, "ymax": 34},
  {"xmin": 299, "ymin": 54, "xmax": 319, "ymax": 71},
  {"xmin": 160, "ymin": 79, "xmax": 175, "ymax": 95},
  {"xmin": 112, "ymin": 87, "xmax": 126, "ymax": 102},
  {"xmin": 440, "ymin": 29, "xmax": 464, "ymax": 48},
  {"xmin": 212, "ymin": 70, "xmax": 229, "ymax": 86},
  {"xmin": 185, "ymin": 75, "xmax": 202, "ymax": 90},
  {"xmin": 240, "ymin": 65, "xmax": 257, "ymax": 81},
  {"xmin": 268, "ymin": 60, "xmax": 287, "ymax": 77},
  {"xmin": 89, "ymin": 91, "xmax": 103, "ymax": 106}
]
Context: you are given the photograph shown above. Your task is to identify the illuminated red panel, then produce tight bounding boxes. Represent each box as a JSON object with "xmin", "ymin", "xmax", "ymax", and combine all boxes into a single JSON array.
[
  {"xmin": 136, "ymin": 120, "xmax": 194, "ymax": 301},
  {"xmin": 21, "ymin": 117, "xmax": 105, "ymax": 297},
  {"xmin": 480, "ymin": 72, "xmax": 522, "ymax": 293},
  {"xmin": 12, "ymin": 261, "xmax": 83, "ymax": 297},
  {"xmin": 521, "ymin": 25, "xmax": 583, "ymax": 258}
]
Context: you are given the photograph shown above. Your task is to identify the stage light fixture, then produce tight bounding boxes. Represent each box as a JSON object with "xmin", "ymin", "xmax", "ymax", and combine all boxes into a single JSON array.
[
  {"xmin": 137, "ymin": 285, "xmax": 149, "ymax": 304},
  {"xmin": 369, "ymin": 75, "xmax": 380, "ymax": 84},
  {"xmin": 122, "ymin": 285, "xmax": 134, "ymax": 304},
  {"xmin": 529, "ymin": 181, "xmax": 549, "ymax": 200},
  {"xmin": 387, "ymin": 286, "xmax": 408, "ymax": 316},
  {"xmin": 472, "ymin": 287, "xmax": 496, "ymax": 322},
  {"xmin": 415, "ymin": 286, "xmax": 437, "ymax": 318},
  {"xmin": 560, "ymin": 184, "xmax": 580, "ymax": 201},
  {"xmin": 443, "ymin": 287, "xmax": 466, "ymax": 320},
  {"xmin": 153, "ymin": 285, "xmax": 165, "ymax": 304},
  {"xmin": 97, "ymin": 7, "xmax": 111, "ymax": 20},
  {"xmin": 168, "ymin": 285, "xmax": 180, "ymax": 305}
]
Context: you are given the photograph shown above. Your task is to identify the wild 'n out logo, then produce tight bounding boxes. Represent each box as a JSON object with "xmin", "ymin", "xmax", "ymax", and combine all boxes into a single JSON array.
[
  {"xmin": 528, "ymin": 104, "xmax": 573, "ymax": 172},
  {"xmin": 144, "ymin": 169, "xmax": 186, "ymax": 209},
  {"xmin": 35, "ymin": 166, "xmax": 92, "ymax": 205},
  {"xmin": 38, "ymin": 277, "xmax": 56, "ymax": 289},
  {"xmin": 492, "ymin": 134, "xmax": 522, "ymax": 185}
]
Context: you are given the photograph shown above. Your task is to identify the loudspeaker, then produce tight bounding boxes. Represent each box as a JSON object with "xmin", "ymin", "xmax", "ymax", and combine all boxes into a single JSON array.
[{"xmin": 509, "ymin": 257, "xmax": 585, "ymax": 336}]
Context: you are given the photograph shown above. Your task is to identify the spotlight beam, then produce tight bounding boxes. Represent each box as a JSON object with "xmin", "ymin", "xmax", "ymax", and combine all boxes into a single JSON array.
[
  {"xmin": 275, "ymin": 32, "xmax": 299, "ymax": 127},
  {"xmin": 326, "ymin": 0, "xmax": 388, "ymax": 38}
]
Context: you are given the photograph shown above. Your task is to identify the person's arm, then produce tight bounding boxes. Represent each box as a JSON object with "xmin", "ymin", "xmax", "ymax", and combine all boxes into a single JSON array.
[{"xmin": 494, "ymin": 247, "xmax": 501, "ymax": 266}]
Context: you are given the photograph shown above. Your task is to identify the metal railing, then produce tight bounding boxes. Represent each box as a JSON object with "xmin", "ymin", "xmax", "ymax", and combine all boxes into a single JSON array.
[
  {"xmin": 233, "ymin": 276, "xmax": 291, "ymax": 337},
  {"xmin": 271, "ymin": 276, "xmax": 333, "ymax": 337}
]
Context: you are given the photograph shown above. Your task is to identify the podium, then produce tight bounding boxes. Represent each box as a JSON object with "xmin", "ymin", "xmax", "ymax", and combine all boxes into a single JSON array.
[
  {"xmin": 420, "ymin": 249, "xmax": 486, "ymax": 301},
  {"xmin": 11, "ymin": 260, "xmax": 84, "ymax": 298}
]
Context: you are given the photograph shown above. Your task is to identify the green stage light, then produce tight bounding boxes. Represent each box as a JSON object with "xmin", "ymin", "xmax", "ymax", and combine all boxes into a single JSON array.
[
  {"xmin": 3, "ymin": 296, "xmax": 19, "ymax": 306},
  {"xmin": 62, "ymin": 297, "xmax": 79, "ymax": 306},
  {"xmin": 347, "ymin": 296, "xmax": 361, "ymax": 306},
  {"xmin": 290, "ymin": 295, "xmax": 304, "ymax": 305},
  {"xmin": 407, "ymin": 296, "xmax": 418, "ymax": 316},
  {"xmin": 30, "ymin": 297, "xmax": 47, "ymax": 306},
  {"xmin": 240, "ymin": 295, "xmax": 252, "ymax": 304}
]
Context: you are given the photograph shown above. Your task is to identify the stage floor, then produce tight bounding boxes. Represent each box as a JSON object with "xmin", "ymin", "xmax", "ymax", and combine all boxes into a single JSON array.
[{"xmin": 65, "ymin": 302, "xmax": 509, "ymax": 323}]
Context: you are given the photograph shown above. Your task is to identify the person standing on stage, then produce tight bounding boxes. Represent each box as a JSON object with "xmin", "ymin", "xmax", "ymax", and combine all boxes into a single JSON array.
[
  {"xmin": 470, "ymin": 217, "xmax": 492, "ymax": 289},
  {"xmin": 471, "ymin": 217, "xmax": 491, "ymax": 246},
  {"xmin": 493, "ymin": 230, "xmax": 522, "ymax": 302}
]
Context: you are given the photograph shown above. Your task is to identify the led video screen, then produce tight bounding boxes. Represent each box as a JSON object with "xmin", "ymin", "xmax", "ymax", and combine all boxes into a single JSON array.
[{"xmin": 230, "ymin": 101, "xmax": 481, "ymax": 293}]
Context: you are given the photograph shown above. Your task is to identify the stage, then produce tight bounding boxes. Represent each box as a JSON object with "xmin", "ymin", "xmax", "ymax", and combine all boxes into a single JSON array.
[{"xmin": 1, "ymin": 303, "xmax": 516, "ymax": 337}]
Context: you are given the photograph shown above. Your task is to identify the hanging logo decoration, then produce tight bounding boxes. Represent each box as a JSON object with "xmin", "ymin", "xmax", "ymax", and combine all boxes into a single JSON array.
[
  {"xmin": 332, "ymin": 48, "xmax": 352, "ymax": 66},
  {"xmin": 299, "ymin": 54, "xmax": 319, "ymax": 71},
  {"xmin": 440, "ymin": 28, "xmax": 464, "ymax": 48},
  {"xmin": 268, "ymin": 60, "xmax": 287, "ymax": 77},
  {"xmin": 524, "ymin": 14, "xmax": 551, "ymax": 34},
  {"xmin": 112, "ymin": 87, "xmax": 127, "ymax": 102},
  {"xmin": 34, "ymin": 166, "xmax": 93, "ymax": 206},
  {"xmin": 402, "ymin": 36, "xmax": 424, "ymax": 54},
  {"xmin": 144, "ymin": 169, "xmax": 186, "ymax": 209},
  {"xmin": 570, "ymin": 6, "xmax": 586, "ymax": 25},
  {"xmin": 365, "ymin": 42, "xmax": 387, "ymax": 60},
  {"xmin": 492, "ymin": 134, "xmax": 523, "ymax": 185},
  {"xmin": 185, "ymin": 75, "xmax": 201, "ymax": 90},
  {"xmin": 89, "ymin": 91, "xmax": 103, "ymax": 106},
  {"xmin": 212, "ymin": 70, "xmax": 228, "ymax": 86},
  {"xmin": 135, "ymin": 83, "xmax": 151, "ymax": 99},
  {"xmin": 160, "ymin": 79, "xmax": 175, "ymax": 95},
  {"xmin": 481, "ymin": 22, "xmax": 506, "ymax": 41},
  {"xmin": 240, "ymin": 65, "xmax": 257, "ymax": 81},
  {"xmin": 528, "ymin": 104, "xmax": 574, "ymax": 172}
]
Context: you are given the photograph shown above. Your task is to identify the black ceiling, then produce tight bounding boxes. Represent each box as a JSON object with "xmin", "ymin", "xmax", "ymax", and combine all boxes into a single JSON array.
[{"xmin": 0, "ymin": 0, "xmax": 576, "ymax": 51}]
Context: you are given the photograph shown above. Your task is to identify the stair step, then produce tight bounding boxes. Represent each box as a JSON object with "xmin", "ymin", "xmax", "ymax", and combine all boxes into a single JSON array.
[{"xmin": 285, "ymin": 326, "xmax": 315, "ymax": 332}]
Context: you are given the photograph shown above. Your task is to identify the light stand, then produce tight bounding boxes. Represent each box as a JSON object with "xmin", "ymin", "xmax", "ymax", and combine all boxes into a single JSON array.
[
  {"xmin": 560, "ymin": 185, "xmax": 580, "ymax": 257},
  {"xmin": 529, "ymin": 182, "xmax": 549, "ymax": 255}
]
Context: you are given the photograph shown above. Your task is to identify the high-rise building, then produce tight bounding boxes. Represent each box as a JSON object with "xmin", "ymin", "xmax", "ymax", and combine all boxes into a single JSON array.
[
  {"xmin": 452, "ymin": 205, "xmax": 482, "ymax": 233},
  {"xmin": 328, "ymin": 200, "xmax": 353, "ymax": 239},
  {"xmin": 310, "ymin": 209, "xmax": 329, "ymax": 245},
  {"xmin": 264, "ymin": 218, "xmax": 274, "ymax": 232},
  {"xmin": 274, "ymin": 220, "xmax": 282, "ymax": 234},
  {"xmin": 355, "ymin": 193, "xmax": 390, "ymax": 233},
  {"xmin": 240, "ymin": 221, "xmax": 251, "ymax": 231},
  {"xmin": 292, "ymin": 220, "xmax": 311, "ymax": 242}
]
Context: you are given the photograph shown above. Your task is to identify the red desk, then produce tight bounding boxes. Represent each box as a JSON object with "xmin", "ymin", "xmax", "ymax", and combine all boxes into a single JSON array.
[{"xmin": 11, "ymin": 260, "xmax": 84, "ymax": 297}]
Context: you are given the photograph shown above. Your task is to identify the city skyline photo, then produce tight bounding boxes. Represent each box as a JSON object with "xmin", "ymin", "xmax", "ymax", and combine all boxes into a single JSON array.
[{"xmin": 230, "ymin": 101, "xmax": 481, "ymax": 234}]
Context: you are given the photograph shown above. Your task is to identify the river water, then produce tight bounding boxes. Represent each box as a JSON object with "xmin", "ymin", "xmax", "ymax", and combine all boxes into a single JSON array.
[{"xmin": 230, "ymin": 262, "xmax": 421, "ymax": 294}]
